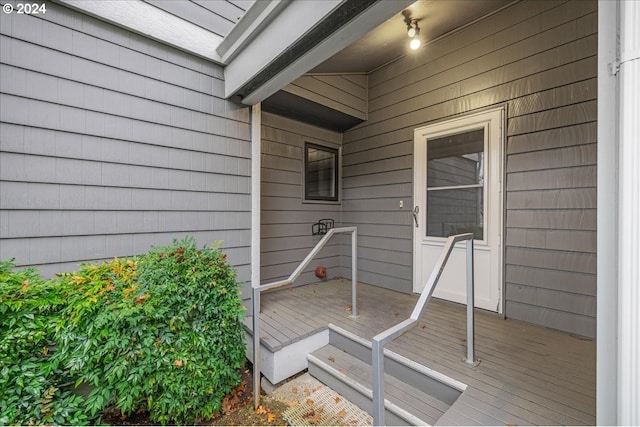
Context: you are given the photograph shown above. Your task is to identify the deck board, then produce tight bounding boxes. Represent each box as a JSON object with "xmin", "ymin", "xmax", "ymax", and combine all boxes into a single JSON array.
[{"xmin": 250, "ymin": 279, "xmax": 596, "ymax": 425}]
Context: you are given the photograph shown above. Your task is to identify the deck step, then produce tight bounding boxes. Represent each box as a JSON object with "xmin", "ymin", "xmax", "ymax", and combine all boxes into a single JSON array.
[{"xmin": 307, "ymin": 324, "xmax": 466, "ymax": 426}]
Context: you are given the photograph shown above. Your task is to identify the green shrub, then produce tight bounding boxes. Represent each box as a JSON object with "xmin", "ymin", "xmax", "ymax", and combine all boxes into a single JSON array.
[
  {"xmin": 55, "ymin": 237, "xmax": 246, "ymax": 424},
  {"xmin": 0, "ymin": 260, "xmax": 89, "ymax": 426},
  {"xmin": 1, "ymin": 237, "xmax": 246, "ymax": 425}
]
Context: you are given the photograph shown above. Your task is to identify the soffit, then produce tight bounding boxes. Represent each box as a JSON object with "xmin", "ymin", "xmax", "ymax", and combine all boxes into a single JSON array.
[{"xmin": 311, "ymin": 0, "xmax": 514, "ymax": 74}]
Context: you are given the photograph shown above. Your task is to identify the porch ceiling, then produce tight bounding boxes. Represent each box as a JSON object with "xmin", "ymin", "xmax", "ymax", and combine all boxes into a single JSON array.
[
  {"xmin": 262, "ymin": 0, "xmax": 514, "ymax": 131},
  {"xmin": 311, "ymin": 0, "xmax": 514, "ymax": 74}
]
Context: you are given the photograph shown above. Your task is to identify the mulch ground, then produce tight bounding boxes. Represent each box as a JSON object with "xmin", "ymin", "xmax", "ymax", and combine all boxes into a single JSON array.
[{"xmin": 100, "ymin": 363, "xmax": 289, "ymax": 426}]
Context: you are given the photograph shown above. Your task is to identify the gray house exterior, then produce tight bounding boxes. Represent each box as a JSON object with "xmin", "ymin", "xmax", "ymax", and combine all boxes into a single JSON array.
[
  {"xmin": 259, "ymin": 0, "xmax": 596, "ymax": 338},
  {"xmin": 0, "ymin": 0, "xmax": 638, "ymax": 424}
]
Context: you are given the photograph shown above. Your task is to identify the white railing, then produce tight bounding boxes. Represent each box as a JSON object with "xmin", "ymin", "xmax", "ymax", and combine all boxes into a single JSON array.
[
  {"xmin": 251, "ymin": 226, "xmax": 358, "ymax": 409},
  {"xmin": 371, "ymin": 233, "xmax": 476, "ymax": 426}
]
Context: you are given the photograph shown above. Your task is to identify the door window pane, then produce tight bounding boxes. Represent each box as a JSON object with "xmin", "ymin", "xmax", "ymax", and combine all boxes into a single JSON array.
[
  {"xmin": 426, "ymin": 129, "xmax": 485, "ymax": 239},
  {"xmin": 427, "ymin": 187, "xmax": 484, "ymax": 239},
  {"xmin": 427, "ymin": 129, "xmax": 484, "ymax": 187}
]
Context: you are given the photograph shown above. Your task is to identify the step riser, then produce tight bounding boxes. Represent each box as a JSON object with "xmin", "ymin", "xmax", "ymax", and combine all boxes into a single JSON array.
[
  {"xmin": 328, "ymin": 327, "xmax": 462, "ymax": 405},
  {"xmin": 308, "ymin": 356, "xmax": 415, "ymax": 426},
  {"xmin": 309, "ymin": 361, "xmax": 407, "ymax": 426},
  {"xmin": 307, "ymin": 325, "xmax": 468, "ymax": 426}
]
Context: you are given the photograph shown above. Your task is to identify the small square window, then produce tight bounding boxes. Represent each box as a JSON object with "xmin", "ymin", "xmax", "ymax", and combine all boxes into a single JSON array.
[{"xmin": 304, "ymin": 142, "xmax": 339, "ymax": 202}]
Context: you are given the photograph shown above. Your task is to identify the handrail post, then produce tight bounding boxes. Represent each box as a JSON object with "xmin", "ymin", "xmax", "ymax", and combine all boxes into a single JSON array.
[
  {"xmin": 465, "ymin": 238, "xmax": 476, "ymax": 365},
  {"xmin": 372, "ymin": 339, "xmax": 384, "ymax": 426},
  {"xmin": 350, "ymin": 228, "xmax": 359, "ymax": 318},
  {"xmin": 371, "ymin": 233, "xmax": 476, "ymax": 423},
  {"xmin": 252, "ymin": 287, "xmax": 261, "ymax": 409},
  {"xmin": 250, "ymin": 226, "xmax": 358, "ymax": 409}
]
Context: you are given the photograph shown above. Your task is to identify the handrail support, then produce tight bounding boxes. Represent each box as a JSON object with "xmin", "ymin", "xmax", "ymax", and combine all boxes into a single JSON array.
[
  {"xmin": 372, "ymin": 233, "xmax": 476, "ymax": 425},
  {"xmin": 252, "ymin": 226, "xmax": 358, "ymax": 409},
  {"xmin": 464, "ymin": 238, "xmax": 478, "ymax": 366}
]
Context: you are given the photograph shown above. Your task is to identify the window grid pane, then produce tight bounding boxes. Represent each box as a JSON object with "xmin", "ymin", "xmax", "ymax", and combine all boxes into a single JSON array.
[{"xmin": 426, "ymin": 129, "xmax": 485, "ymax": 239}]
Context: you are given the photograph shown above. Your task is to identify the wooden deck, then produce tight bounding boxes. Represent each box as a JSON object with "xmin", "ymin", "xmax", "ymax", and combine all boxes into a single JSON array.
[{"xmin": 250, "ymin": 279, "xmax": 596, "ymax": 426}]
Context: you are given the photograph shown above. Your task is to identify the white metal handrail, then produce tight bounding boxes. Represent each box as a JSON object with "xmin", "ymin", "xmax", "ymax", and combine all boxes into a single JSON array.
[
  {"xmin": 251, "ymin": 226, "xmax": 358, "ymax": 409},
  {"xmin": 371, "ymin": 233, "xmax": 475, "ymax": 426}
]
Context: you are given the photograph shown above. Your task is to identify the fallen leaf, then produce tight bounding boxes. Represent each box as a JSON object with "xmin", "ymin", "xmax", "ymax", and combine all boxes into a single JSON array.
[
  {"xmin": 313, "ymin": 386, "xmax": 322, "ymax": 392},
  {"xmin": 344, "ymin": 305, "xmax": 352, "ymax": 311},
  {"xmin": 267, "ymin": 412, "xmax": 276, "ymax": 423},
  {"xmin": 255, "ymin": 405, "xmax": 267, "ymax": 415},
  {"xmin": 334, "ymin": 396, "xmax": 341, "ymax": 404},
  {"xmin": 337, "ymin": 409, "xmax": 347, "ymax": 418},
  {"xmin": 306, "ymin": 398, "xmax": 314, "ymax": 405},
  {"xmin": 304, "ymin": 408, "xmax": 322, "ymax": 424},
  {"xmin": 173, "ymin": 359, "xmax": 183, "ymax": 367},
  {"xmin": 261, "ymin": 335, "xmax": 269, "ymax": 340},
  {"xmin": 309, "ymin": 408, "xmax": 323, "ymax": 424},
  {"xmin": 328, "ymin": 355, "xmax": 335, "ymax": 363},
  {"xmin": 291, "ymin": 386, "xmax": 298, "ymax": 394},
  {"xmin": 288, "ymin": 400, "xmax": 298, "ymax": 407},
  {"xmin": 304, "ymin": 389, "xmax": 311, "ymax": 397}
]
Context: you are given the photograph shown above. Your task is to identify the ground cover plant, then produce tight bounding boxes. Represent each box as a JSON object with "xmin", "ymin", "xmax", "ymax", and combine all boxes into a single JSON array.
[
  {"xmin": 0, "ymin": 237, "xmax": 246, "ymax": 425},
  {"xmin": 0, "ymin": 261, "xmax": 89, "ymax": 425}
]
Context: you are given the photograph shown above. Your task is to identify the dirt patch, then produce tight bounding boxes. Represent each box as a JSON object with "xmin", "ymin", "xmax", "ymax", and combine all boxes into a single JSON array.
[{"xmin": 101, "ymin": 363, "xmax": 289, "ymax": 426}]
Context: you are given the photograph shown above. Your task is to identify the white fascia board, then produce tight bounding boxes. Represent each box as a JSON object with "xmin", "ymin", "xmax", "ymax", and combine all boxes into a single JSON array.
[
  {"xmin": 236, "ymin": 0, "xmax": 413, "ymax": 105},
  {"xmin": 57, "ymin": 0, "xmax": 223, "ymax": 63},
  {"xmin": 223, "ymin": 0, "xmax": 345, "ymax": 99},
  {"xmin": 217, "ymin": 0, "xmax": 291, "ymax": 64}
]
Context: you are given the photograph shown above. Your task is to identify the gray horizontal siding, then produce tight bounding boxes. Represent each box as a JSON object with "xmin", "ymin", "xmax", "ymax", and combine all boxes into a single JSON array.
[
  {"xmin": 260, "ymin": 112, "xmax": 343, "ymax": 286},
  {"xmin": 341, "ymin": 0, "xmax": 597, "ymax": 337},
  {"xmin": 142, "ymin": 0, "xmax": 252, "ymax": 38},
  {"xmin": 284, "ymin": 74, "xmax": 367, "ymax": 120},
  {"xmin": 0, "ymin": 2, "xmax": 251, "ymax": 286}
]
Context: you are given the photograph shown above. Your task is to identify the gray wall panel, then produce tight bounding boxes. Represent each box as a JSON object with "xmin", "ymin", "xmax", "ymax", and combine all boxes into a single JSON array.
[
  {"xmin": 261, "ymin": 112, "xmax": 343, "ymax": 285},
  {"xmin": 506, "ymin": 283, "xmax": 596, "ymax": 317},
  {"xmin": 0, "ymin": 3, "xmax": 251, "ymax": 288},
  {"xmin": 505, "ymin": 300, "xmax": 596, "ymax": 339},
  {"xmin": 284, "ymin": 74, "xmax": 368, "ymax": 120},
  {"xmin": 142, "ymin": 0, "xmax": 248, "ymax": 38},
  {"xmin": 341, "ymin": 1, "xmax": 597, "ymax": 337},
  {"xmin": 506, "ymin": 246, "xmax": 596, "ymax": 275}
]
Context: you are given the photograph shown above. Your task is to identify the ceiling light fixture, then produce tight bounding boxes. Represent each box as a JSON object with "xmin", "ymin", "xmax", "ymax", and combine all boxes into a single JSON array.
[
  {"xmin": 407, "ymin": 21, "xmax": 421, "ymax": 50},
  {"xmin": 402, "ymin": 11, "xmax": 421, "ymax": 51}
]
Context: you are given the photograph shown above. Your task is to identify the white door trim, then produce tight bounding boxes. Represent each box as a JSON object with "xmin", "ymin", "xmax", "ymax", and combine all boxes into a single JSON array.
[{"xmin": 412, "ymin": 107, "xmax": 505, "ymax": 313}]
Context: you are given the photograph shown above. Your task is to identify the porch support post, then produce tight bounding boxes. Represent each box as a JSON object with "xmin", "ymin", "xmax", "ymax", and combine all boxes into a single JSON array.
[
  {"xmin": 598, "ymin": 1, "xmax": 640, "ymax": 424},
  {"xmin": 597, "ymin": 0, "xmax": 618, "ymax": 423},
  {"xmin": 617, "ymin": 0, "xmax": 640, "ymax": 423},
  {"xmin": 251, "ymin": 287, "xmax": 261, "ymax": 409},
  {"xmin": 371, "ymin": 339, "xmax": 384, "ymax": 426},
  {"xmin": 465, "ymin": 239, "xmax": 475, "ymax": 365},
  {"xmin": 349, "ymin": 228, "xmax": 358, "ymax": 318},
  {"xmin": 250, "ymin": 103, "xmax": 262, "ymax": 409}
]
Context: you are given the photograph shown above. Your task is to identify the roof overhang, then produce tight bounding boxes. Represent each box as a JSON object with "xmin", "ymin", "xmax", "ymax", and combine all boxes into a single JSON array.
[
  {"xmin": 56, "ymin": 0, "xmax": 412, "ymax": 106},
  {"xmin": 56, "ymin": 0, "xmax": 224, "ymax": 63},
  {"xmin": 224, "ymin": 0, "xmax": 413, "ymax": 105}
]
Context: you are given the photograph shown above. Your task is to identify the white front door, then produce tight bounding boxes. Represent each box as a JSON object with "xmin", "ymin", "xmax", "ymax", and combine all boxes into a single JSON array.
[{"xmin": 413, "ymin": 107, "xmax": 504, "ymax": 313}]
